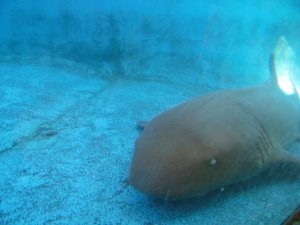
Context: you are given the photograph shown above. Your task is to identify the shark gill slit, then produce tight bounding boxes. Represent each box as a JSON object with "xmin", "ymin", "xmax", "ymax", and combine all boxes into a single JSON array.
[
  {"xmin": 233, "ymin": 101, "xmax": 273, "ymax": 165},
  {"xmin": 256, "ymin": 124, "xmax": 273, "ymax": 164}
]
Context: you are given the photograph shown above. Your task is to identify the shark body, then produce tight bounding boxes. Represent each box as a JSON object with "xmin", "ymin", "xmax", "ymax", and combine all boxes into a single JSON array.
[{"xmin": 129, "ymin": 53, "xmax": 300, "ymax": 201}]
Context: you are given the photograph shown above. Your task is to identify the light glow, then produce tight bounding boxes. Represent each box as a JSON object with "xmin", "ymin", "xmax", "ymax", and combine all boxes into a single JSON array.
[
  {"xmin": 277, "ymin": 70, "xmax": 295, "ymax": 95},
  {"xmin": 273, "ymin": 36, "xmax": 299, "ymax": 98}
]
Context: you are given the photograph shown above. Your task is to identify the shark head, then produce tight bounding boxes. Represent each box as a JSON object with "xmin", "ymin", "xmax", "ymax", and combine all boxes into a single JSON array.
[{"xmin": 128, "ymin": 108, "xmax": 261, "ymax": 200}]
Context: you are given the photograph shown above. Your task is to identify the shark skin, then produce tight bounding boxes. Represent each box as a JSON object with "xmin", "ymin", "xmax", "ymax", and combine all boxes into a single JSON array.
[{"xmin": 128, "ymin": 55, "xmax": 300, "ymax": 201}]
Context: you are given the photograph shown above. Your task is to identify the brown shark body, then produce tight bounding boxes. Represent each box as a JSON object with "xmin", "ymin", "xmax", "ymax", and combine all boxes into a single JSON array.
[{"xmin": 129, "ymin": 56, "xmax": 300, "ymax": 200}]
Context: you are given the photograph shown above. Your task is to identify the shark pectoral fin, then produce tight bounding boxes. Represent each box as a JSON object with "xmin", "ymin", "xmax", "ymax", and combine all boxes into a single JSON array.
[
  {"xmin": 136, "ymin": 121, "xmax": 148, "ymax": 131},
  {"xmin": 264, "ymin": 149, "xmax": 300, "ymax": 180}
]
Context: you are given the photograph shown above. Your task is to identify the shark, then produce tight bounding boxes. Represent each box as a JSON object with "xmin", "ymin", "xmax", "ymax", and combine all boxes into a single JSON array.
[{"xmin": 129, "ymin": 39, "xmax": 300, "ymax": 201}]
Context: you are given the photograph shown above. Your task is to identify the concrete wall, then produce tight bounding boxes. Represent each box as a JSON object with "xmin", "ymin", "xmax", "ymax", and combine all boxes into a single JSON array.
[{"xmin": 0, "ymin": 0, "xmax": 299, "ymax": 86}]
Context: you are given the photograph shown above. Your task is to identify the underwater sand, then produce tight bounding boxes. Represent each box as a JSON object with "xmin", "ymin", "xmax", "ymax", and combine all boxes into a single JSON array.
[{"xmin": 0, "ymin": 63, "xmax": 299, "ymax": 225}]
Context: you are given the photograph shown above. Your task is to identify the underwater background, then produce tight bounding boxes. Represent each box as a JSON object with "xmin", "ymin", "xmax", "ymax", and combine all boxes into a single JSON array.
[{"xmin": 0, "ymin": 0, "xmax": 300, "ymax": 224}]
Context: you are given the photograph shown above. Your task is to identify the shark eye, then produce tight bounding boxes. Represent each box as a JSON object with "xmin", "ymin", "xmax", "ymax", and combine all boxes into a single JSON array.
[{"xmin": 209, "ymin": 158, "xmax": 217, "ymax": 167}]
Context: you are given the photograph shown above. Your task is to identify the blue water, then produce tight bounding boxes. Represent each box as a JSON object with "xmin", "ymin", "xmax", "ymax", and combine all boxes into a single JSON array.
[{"xmin": 0, "ymin": 1, "xmax": 300, "ymax": 224}]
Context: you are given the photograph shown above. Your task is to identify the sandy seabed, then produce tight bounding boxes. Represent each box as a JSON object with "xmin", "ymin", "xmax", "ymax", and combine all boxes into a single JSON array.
[{"xmin": 0, "ymin": 63, "xmax": 299, "ymax": 225}]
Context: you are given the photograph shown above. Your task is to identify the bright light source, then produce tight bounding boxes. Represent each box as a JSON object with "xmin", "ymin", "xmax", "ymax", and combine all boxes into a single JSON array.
[
  {"xmin": 273, "ymin": 36, "xmax": 299, "ymax": 98},
  {"xmin": 277, "ymin": 70, "xmax": 295, "ymax": 95}
]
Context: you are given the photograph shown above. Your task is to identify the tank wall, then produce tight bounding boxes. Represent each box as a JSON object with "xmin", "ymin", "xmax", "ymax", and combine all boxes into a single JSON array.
[{"xmin": 0, "ymin": 0, "xmax": 299, "ymax": 86}]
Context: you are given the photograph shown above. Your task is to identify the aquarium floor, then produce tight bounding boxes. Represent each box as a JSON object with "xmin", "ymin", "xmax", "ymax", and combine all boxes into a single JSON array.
[{"xmin": 0, "ymin": 63, "xmax": 299, "ymax": 225}]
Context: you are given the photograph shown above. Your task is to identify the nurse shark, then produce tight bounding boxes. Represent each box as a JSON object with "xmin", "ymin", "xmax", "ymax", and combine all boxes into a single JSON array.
[{"xmin": 129, "ymin": 39, "xmax": 300, "ymax": 201}]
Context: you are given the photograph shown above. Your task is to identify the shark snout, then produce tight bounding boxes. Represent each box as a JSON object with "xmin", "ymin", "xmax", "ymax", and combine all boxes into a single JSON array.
[{"xmin": 128, "ymin": 149, "xmax": 215, "ymax": 200}]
